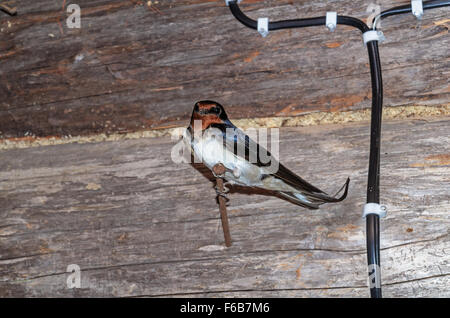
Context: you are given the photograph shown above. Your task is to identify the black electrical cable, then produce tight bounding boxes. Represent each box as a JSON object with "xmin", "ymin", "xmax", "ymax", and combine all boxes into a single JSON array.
[
  {"xmin": 366, "ymin": 40, "xmax": 383, "ymax": 298},
  {"xmin": 381, "ymin": 0, "xmax": 450, "ymax": 18},
  {"xmin": 227, "ymin": 0, "xmax": 450, "ymax": 298},
  {"xmin": 228, "ymin": 0, "xmax": 382, "ymax": 298},
  {"xmin": 229, "ymin": 3, "xmax": 369, "ymax": 32},
  {"xmin": 373, "ymin": 0, "xmax": 450, "ymax": 28}
]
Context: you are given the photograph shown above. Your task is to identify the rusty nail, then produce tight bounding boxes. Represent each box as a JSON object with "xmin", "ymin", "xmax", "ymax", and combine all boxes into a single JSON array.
[{"xmin": 212, "ymin": 163, "xmax": 232, "ymax": 247}]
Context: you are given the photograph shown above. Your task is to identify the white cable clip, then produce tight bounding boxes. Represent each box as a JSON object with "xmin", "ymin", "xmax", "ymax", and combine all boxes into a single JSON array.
[
  {"xmin": 363, "ymin": 203, "xmax": 387, "ymax": 218},
  {"xmin": 326, "ymin": 12, "xmax": 337, "ymax": 32},
  {"xmin": 362, "ymin": 30, "xmax": 385, "ymax": 45},
  {"xmin": 258, "ymin": 17, "xmax": 269, "ymax": 37},
  {"xmin": 225, "ymin": 0, "xmax": 242, "ymax": 6},
  {"xmin": 411, "ymin": 0, "xmax": 423, "ymax": 19}
]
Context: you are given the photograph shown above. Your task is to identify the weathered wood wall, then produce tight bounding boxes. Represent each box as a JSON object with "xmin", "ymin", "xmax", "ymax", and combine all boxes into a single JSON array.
[
  {"xmin": 0, "ymin": 118, "xmax": 448, "ymax": 297},
  {"xmin": 0, "ymin": 0, "xmax": 449, "ymax": 138}
]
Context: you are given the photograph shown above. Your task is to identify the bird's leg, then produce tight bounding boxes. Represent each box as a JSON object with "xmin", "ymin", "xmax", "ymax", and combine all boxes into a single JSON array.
[
  {"xmin": 212, "ymin": 163, "xmax": 231, "ymax": 200},
  {"xmin": 214, "ymin": 179, "xmax": 230, "ymax": 202},
  {"xmin": 215, "ymin": 188, "xmax": 229, "ymax": 202},
  {"xmin": 215, "ymin": 181, "xmax": 231, "ymax": 194},
  {"xmin": 223, "ymin": 181, "xmax": 232, "ymax": 193}
]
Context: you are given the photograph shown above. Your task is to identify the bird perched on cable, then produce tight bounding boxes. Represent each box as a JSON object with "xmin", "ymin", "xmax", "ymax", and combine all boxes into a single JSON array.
[{"xmin": 183, "ymin": 100, "xmax": 350, "ymax": 209}]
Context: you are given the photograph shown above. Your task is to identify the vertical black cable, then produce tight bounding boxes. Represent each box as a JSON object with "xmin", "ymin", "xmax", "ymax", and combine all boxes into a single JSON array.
[
  {"xmin": 227, "ymin": 0, "xmax": 383, "ymax": 297},
  {"xmin": 366, "ymin": 41, "xmax": 383, "ymax": 298}
]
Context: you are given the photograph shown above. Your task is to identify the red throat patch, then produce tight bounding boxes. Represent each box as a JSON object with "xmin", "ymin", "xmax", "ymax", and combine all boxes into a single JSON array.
[
  {"xmin": 191, "ymin": 102, "xmax": 222, "ymax": 130},
  {"xmin": 191, "ymin": 113, "xmax": 222, "ymax": 130}
]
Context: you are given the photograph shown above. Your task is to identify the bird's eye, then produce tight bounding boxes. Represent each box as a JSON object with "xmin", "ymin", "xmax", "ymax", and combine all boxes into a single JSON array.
[{"xmin": 210, "ymin": 107, "xmax": 220, "ymax": 114}]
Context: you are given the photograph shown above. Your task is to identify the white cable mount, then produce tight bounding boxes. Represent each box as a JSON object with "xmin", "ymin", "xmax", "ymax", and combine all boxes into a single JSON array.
[
  {"xmin": 326, "ymin": 12, "xmax": 337, "ymax": 32},
  {"xmin": 363, "ymin": 30, "xmax": 386, "ymax": 45},
  {"xmin": 363, "ymin": 203, "xmax": 387, "ymax": 218},
  {"xmin": 258, "ymin": 17, "xmax": 269, "ymax": 37},
  {"xmin": 225, "ymin": 0, "xmax": 242, "ymax": 6},
  {"xmin": 411, "ymin": 0, "xmax": 424, "ymax": 19}
]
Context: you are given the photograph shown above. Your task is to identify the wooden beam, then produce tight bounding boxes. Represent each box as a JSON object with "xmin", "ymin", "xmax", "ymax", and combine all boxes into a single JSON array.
[
  {"xmin": 0, "ymin": 0, "xmax": 449, "ymax": 138},
  {"xmin": 0, "ymin": 117, "xmax": 448, "ymax": 297}
]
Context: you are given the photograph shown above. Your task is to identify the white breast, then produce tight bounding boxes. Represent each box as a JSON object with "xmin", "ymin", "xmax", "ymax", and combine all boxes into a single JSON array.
[{"xmin": 190, "ymin": 134, "xmax": 262, "ymax": 186}]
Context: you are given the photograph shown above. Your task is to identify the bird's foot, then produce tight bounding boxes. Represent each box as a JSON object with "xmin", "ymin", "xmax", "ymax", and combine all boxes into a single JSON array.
[
  {"xmin": 223, "ymin": 181, "xmax": 233, "ymax": 190},
  {"xmin": 215, "ymin": 184, "xmax": 230, "ymax": 202}
]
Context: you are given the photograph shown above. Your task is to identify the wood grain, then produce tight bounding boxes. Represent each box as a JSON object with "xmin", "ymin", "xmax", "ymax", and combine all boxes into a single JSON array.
[
  {"xmin": 0, "ymin": 117, "xmax": 448, "ymax": 297},
  {"xmin": 0, "ymin": 0, "xmax": 449, "ymax": 138}
]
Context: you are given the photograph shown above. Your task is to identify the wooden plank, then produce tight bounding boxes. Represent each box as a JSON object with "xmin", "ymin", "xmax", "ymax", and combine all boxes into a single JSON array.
[
  {"xmin": 0, "ymin": 117, "xmax": 448, "ymax": 297},
  {"xmin": 0, "ymin": 0, "xmax": 449, "ymax": 138}
]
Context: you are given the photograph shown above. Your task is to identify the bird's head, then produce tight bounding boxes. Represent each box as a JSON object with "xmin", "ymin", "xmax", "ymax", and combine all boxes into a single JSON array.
[{"xmin": 190, "ymin": 100, "xmax": 229, "ymax": 130}]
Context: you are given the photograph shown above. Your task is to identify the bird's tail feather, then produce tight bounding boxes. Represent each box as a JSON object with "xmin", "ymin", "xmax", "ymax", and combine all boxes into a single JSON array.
[
  {"xmin": 308, "ymin": 177, "xmax": 350, "ymax": 203},
  {"xmin": 279, "ymin": 178, "xmax": 350, "ymax": 210},
  {"xmin": 278, "ymin": 192, "xmax": 321, "ymax": 209}
]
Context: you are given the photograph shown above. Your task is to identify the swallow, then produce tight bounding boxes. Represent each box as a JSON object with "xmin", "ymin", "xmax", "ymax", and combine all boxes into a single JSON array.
[{"xmin": 184, "ymin": 100, "xmax": 350, "ymax": 209}]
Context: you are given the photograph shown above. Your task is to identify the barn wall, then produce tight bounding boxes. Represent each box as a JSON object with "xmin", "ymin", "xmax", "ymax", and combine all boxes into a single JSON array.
[
  {"xmin": 0, "ymin": 0, "xmax": 449, "ymax": 138},
  {"xmin": 1, "ymin": 118, "xmax": 449, "ymax": 297}
]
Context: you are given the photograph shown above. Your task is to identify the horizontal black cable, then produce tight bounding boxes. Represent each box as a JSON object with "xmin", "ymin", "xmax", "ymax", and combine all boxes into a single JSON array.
[
  {"xmin": 381, "ymin": 0, "xmax": 450, "ymax": 18},
  {"xmin": 373, "ymin": 0, "xmax": 450, "ymax": 27},
  {"xmin": 228, "ymin": 2, "xmax": 369, "ymax": 33}
]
